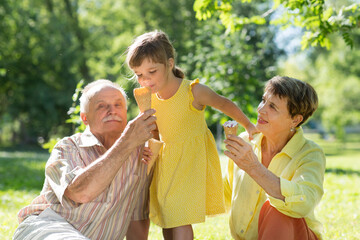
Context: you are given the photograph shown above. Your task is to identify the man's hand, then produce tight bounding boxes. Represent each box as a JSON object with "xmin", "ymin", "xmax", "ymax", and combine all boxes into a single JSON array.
[{"xmin": 120, "ymin": 109, "xmax": 157, "ymax": 149}]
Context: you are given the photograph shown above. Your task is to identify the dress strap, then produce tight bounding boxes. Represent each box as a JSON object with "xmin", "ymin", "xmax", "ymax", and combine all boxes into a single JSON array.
[{"xmin": 189, "ymin": 79, "xmax": 205, "ymax": 112}]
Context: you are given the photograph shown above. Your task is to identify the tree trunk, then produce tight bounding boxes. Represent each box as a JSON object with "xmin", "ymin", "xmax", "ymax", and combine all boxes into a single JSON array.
[{"xmin": 63, "ymin": 0, "xmax": 91, "ymax": 82}]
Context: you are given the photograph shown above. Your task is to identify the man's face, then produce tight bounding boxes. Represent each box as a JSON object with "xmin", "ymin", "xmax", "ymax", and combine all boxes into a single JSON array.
[{"xmin": 82, "ymin": 87, "xmax": 127, "ymax": 138}]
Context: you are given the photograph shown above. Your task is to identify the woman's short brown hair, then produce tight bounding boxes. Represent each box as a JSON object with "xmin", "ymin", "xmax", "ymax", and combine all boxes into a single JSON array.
[{"xmin": 265, "ymin": 76, "xmax": 318, "ymax": 126}]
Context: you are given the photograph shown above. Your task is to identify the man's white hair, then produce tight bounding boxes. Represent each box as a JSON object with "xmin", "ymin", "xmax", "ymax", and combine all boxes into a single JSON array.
[{"xmin": 79, "ymin": 79, "xmax": 127, "ymax": 113}]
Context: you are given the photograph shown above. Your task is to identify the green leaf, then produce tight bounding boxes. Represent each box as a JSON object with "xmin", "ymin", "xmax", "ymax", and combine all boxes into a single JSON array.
[
  {"xmin": 42, "ymin": 138, "xmax": 61, "ymax": 153},
  {"xmin": 250, "ymin": 16, "xmax": 266, "ymax": 25}
]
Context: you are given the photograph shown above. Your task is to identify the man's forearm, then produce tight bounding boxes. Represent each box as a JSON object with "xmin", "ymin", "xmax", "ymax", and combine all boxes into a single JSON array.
[
  {"xmin": 65, "ymin": 136, "xmax": 136, "ymax": 203},
  {"xmin": 65, "ymin": 109, "xmax": 156, "ymax": 203}
]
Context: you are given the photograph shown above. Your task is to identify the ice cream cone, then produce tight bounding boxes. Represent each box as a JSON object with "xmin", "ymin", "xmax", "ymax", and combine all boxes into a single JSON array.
[
  {"xmin": 133, "ymin": 87, "xmax": 151, "ymax": 112},
  {"xmin": 147, "ymin": 138, "xmax": 163, "ymax": 175},
  {"xmin": 223, "ymin": 120, "xmax": 238, "ymax": 138}
]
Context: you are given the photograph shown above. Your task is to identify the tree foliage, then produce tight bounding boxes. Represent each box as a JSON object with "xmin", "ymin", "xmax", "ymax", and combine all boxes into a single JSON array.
[
  {"xmin": 279, "ymin": 33, "xmax": 360, "ymax": 139},
  {"xmin": 0, "ymin": 0, "xmax": 286, "ymax": 147},
  {"xmin": 193, "ymin": 0, "xmax": 360, "ymax": 49},
  {"xmin": 0, "ymin": 0, "xmax": 85, "ymax": 144},
  {"xmin": 181, "ymin": 18, "xmax": 283, "ymax": 129},
  {"xmin": 0, "ymin": 0, "xmax": 199, "ymax": 145}
]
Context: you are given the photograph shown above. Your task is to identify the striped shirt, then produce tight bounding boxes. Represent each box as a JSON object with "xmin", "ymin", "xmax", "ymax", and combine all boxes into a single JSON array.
[{"xmin": 17, "ymin": 127, "xmax": 150, "ymax": 239}]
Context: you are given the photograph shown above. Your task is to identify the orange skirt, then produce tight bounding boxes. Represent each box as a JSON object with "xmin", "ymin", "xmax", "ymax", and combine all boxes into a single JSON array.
[{"xmin": 258, "ymin": 200, "xmax": 318, "ymax": 240}]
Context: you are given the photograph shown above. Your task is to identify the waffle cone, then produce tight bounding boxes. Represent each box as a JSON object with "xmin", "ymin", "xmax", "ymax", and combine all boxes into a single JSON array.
[
  {"xmin": 147, "ymin": 138, "xmax": 163, "ymax": 175},
  {"xmin": 133, "ymin": 87, "xmax": 151, "ymax": 112},
  {"xmin": 224, "ymin": 125, "xmax": 238, "ymax": 138}
]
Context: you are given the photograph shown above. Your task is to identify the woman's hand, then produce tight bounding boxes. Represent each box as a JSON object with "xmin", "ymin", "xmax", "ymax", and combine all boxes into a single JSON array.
[
  {"xmin": 224, "ymin": 135, "xmax": 284, "ymax": 200},
  {"xmin": 224, "ymin": 135, "xmax": 260, "ymax": 174}
]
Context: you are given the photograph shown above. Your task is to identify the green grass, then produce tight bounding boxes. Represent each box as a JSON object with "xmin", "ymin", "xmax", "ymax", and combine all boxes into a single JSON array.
[
  {"xmin": 0, "ymin": 150, "xmax": 48, "ymax": 239},
  {"xmin": 305, "ymin": 133, "xmax": 360, "ymax": 240},
  {"xmin": 1, "ymin": 133, "xmax": 360, "ymax": 239}
]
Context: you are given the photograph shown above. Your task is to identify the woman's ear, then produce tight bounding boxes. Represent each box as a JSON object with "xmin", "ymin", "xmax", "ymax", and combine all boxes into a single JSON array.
[
  {"xmin": 80, "ymin": 112, "xmax": 89, "ymax": 125},
  {"xmin": 292, "ymin": 114, "xmax": 303, "ymax": 128}
]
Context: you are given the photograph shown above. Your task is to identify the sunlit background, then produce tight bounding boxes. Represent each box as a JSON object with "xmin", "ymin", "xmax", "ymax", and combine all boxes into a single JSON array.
[{"xmin": 1, "ymin": 0, "xmax": 359, "ymax": 239}]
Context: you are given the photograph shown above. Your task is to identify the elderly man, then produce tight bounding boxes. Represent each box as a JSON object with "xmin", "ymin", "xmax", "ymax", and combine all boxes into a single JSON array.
[{"xmin": 13, "ymin": 79, "xmax": 157, "ymax": 240}]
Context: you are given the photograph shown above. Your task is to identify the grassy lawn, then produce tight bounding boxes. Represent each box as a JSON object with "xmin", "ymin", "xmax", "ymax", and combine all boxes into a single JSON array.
[
  {"xmin": 0, "ymin": 150, "xmax": 49, "ymax": 239},
  {"xmin": 1, "ymin": 133, "xmax": 359, "ymax": 239}
]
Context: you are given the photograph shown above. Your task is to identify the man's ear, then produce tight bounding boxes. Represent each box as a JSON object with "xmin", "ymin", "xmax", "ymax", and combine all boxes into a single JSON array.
[
  {"xmin": 292, "ymin": 114, "xmax": 303, "ymax": 128},
  {"xmin": 80, "ymin": 112, "xmax": 89, "ymax": 125}
]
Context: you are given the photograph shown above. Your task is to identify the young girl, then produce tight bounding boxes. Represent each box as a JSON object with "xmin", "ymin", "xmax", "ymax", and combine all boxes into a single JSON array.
[{"xmin": 126, "ymin": 30, "xmax": 257, "ymax": 240}]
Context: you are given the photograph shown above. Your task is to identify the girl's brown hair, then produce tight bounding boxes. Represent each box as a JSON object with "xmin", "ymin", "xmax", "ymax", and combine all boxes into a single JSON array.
[{"xmin": 126, "ymin": 30, "xmax": 185, "ymax": 79}]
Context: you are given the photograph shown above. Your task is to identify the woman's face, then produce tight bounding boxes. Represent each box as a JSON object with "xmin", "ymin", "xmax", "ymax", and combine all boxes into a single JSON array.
[
  {"xmin": 256, "ymin": 91, "xmax": 296, "ymax": 136},
  {"xmin": 132, "ymin": 58, "xmax": 172, "ymax": 94}
]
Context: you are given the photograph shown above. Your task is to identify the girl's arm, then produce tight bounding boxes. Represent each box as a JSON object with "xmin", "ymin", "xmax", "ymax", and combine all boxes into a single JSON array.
[{"xmin": 192, "ymin": 83, "xmax": 257, "ymax": 137}]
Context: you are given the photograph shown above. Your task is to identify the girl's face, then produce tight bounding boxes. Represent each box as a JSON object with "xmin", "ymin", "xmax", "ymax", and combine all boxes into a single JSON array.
[{"xmin": 132, "ymin": 58, "xmax": 172, "ymax": 93}]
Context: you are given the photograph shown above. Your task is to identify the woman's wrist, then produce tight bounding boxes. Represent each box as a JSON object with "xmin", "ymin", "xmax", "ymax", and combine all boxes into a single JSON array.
[{"xmin": 247, "ymin": 160, "xmax": 263, "ymax": 177}]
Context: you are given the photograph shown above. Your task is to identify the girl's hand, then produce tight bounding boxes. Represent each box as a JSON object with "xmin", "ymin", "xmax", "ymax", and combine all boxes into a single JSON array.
[
  {"xmin": 245, "ymin": 123, "xmax": 259, "ymax": 140},
  {"xmin": 141, "ymin": 147, "xmax": 153, "ymax": 164},
  {"xmin": 224, "ymin": 135, "xmax": 260, "ymax": 174}
]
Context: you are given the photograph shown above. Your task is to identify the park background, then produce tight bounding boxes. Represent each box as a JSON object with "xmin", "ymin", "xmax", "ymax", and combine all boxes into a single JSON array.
[{"xmin": 1, "ymin": 0, "xmax": 359, "ymax": 239}]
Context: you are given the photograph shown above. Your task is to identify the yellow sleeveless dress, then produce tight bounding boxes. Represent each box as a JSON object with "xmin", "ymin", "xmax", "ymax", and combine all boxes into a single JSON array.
[{"xmin": 149, "ymin": 79, "xmax": 225, "ymax": 228}]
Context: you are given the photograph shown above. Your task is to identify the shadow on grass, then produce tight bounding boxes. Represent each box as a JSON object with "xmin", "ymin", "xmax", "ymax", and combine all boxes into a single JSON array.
[
  {"xmin": 325, "ymin": 168, "xmax": 360, "ymax": 176},
  {"xmin": 0, "ymin": 150, "xmax": 48, "ymax": 192},
  {"xmin": 323, "ymin": 149, "xmax": 360, "ymax": 158}
]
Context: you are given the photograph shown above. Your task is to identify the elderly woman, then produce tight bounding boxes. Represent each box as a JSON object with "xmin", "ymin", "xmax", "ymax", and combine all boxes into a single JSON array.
[{"xmin": 224, "ymin": 76, "xmax": 325, "ymax": 240}]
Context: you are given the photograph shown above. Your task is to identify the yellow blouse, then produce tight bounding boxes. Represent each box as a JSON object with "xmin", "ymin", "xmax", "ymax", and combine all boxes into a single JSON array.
[
  {"xmin": 224, "ymin": 127, "xmax": 326, "ymax": 240},
  {"xmin": 149, "ymin": 79, "xmax": 225, "ymax": 228}
]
